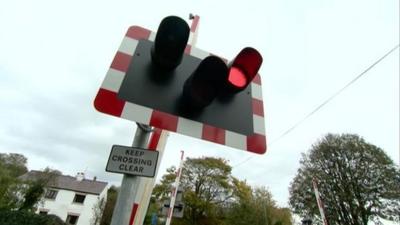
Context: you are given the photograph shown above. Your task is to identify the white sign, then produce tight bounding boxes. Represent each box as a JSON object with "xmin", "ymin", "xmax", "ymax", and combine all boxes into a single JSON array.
[
  {"xmin": 161, "ymin": 200, "xmax": 185, "ymax": 218},
  {"xmin": 106, "ymin": 145, "xmax": 159, "ymax": 177}
]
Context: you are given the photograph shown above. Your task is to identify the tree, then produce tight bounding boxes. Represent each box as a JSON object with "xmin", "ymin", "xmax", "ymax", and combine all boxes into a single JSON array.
[
  {"xmin": 143, "ymin": 196, "xmax": 160, "ymax": 225},
  {"xmin": 289, "ymin": 133, "xmax": 400, "ymax": 224},
  {"xmin": 0, "ymin": 153, "xmax": 61, "ymax": 211},
  {"xmin": 226, "ymin": 179, "xmax": 292, "ymax": 225},
  {"xmin": 0, "ymin": 153, "xmax": 28, "ymax": 177},
  {"xmin": 152, "ymin": 157, "xmax": 293, "ymax": 225},
  {"xmin": 152, "ymin": 157, "xmax": 234, "ymax": 225},
  {"xmin": 91, "ymin": 197, "xmax": 106, "ymax": 225},
  {"xmin": 180, "ymin": 157, "xmax": 234, "ymax": 225},
  {"xmin": 152, "ymin": 166, "xmax": 178, "ymax": 201},
  {"xmin": 0, "ymin": 153, "xmax": 28, "ymax": 210},
  {"xmin": 100, "ymin": 186, "xmax": 118, "ymax": 225},
  {"xmin": 19, "ymin": 168, "xmax": 61, "ymax": 211}
]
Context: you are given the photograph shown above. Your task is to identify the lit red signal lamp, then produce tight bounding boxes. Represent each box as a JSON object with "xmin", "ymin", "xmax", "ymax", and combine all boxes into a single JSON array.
[{"xmin": 225, "ymin": 47, "xmax": 263, "ymax": 93}]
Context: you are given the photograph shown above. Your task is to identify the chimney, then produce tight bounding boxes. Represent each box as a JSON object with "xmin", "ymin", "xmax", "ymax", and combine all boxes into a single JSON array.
[{"xmin": 76, "ymin": 172, "xmax": 85, "ymax": 181}]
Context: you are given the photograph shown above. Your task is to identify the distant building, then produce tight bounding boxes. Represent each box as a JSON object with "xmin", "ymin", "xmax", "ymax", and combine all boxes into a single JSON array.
[{"xmin": 20, "ymin": 171, "xmax": 108, "ymax": 225}]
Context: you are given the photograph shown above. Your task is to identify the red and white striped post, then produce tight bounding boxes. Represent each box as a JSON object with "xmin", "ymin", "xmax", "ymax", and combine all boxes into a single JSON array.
[
  {"xmin": 165, "ymin": 150, "xmax": 185, "ymax": 225},
  {"xmin": 188, "ymin": 14, "xmax": 200, "ymax": 47},
  {"xmin": 312, "ymin": 178, "xmax": 329, "ymax": 225}
]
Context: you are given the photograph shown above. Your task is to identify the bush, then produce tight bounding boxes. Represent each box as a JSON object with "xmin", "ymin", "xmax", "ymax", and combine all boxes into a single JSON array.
[{"xmin": 0, "ymin": 210, "xmax": 66, "ymax": 225}]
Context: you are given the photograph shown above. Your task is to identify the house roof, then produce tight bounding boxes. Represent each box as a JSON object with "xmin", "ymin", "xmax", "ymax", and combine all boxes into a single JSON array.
[{"xmin": 19, "ymin": 170, "xmax": 108, "ymax": 195}]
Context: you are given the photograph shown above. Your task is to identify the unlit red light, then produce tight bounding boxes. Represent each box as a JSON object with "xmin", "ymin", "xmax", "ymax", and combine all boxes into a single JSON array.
[{"xmin": 228, "ymin": 67, "xmax": 247, "ymax": 88}]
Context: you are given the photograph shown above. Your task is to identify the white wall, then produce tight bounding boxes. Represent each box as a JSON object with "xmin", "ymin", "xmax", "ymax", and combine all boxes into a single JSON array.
[{"xmin": 38, "ymin": 188, "xmax": 107, "ymax": 225}]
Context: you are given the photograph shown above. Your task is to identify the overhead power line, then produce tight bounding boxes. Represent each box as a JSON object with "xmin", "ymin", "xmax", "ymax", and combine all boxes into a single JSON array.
[{"xmin": 233, "ymin": 44, "xmax": 399, "ymax": 169}]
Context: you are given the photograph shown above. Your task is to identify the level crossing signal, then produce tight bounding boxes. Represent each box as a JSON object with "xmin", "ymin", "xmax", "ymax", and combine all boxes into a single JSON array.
[
  {"xmin": 94, "ymin": 15, "xmax": 267, "ymax": 154},
  {"xmin": 146, "ymin": 16, "xmax": 263, "ymax": 110}
]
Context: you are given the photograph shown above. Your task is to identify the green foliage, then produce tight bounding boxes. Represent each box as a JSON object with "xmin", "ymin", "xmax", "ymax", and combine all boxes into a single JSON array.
[
  {"xmin": 152, "ymin": 156, "xmax": 293, "ymax": 225},
  {"xmin": 19, "ymin": 182, "xmax": 45, "ymax": 211},
  {"xmin": 152, "ymin": 166, "xmax": 177, "ymax": 201},
  {"xmin": 0, "ymin": 153, "xmax": 28, "ymax": 210},
  {"xmin": 0, "ymin": 209, "xmax": 66, "ymax": 225},
  {"xmin": 0, "ymin": 153, "xmax": 60, "ymax": 212},
  {"xmin": 91, "ymin": 197, "xmax": 106, "ymax": 225},
  {"xmin": 0, "ymin": 153, "xmax": 28, "ymax": 177},
  {"xmin": 100, "ymin": 186, "xmax": 118, "ymax": 225},
  {"xmin": 143, "ymin": 197, "xmax": 160, "ymax": 225},
  {"xmin": 18, "ymin": 167, "xmax": 61, "ymax": 211},
  {"xmin": 226, "ymin": 181, "xmax": 292, "ymax": 225},
  {"xmin": 180, "ymin": 157, "xmax": 233, "ymax": 225},
  {"xmin": 289, "ymin": 133, "xmax": 400, "ymax": 224}
]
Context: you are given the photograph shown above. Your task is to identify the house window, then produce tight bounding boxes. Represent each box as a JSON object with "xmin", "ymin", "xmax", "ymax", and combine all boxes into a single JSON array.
[
  {"xmin": 44, "ymin": 189, "xmax": 58, "ymax": 200},
  {"xmin": 39, "ymin": 210, "xmax": 48, "ymax": 215},
  {"xmin": 66, "ymin": 214, "xmax": 79, "ymax": 225},
  {"xmin": 73, "ymin": 194, "xmax": 86, "ymax": 204}
]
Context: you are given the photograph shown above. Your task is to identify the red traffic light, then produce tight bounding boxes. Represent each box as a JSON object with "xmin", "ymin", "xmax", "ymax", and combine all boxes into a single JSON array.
[
  {"xmin": 225, "ymin": 47, "xmax": 263, "ymax": 92},
  {"xmin": 182, "ymin": 48, "xmax": 263, "ymax": 108},
  {"xmin": 151, "ymin": 16, "xmax": 190, "ymax": 70}
]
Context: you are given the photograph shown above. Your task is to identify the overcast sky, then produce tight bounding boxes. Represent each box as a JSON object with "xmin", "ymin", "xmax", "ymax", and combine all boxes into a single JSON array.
[{"xmin": 0, "ymin": 0, "xmax": 398, "ymax": 213}]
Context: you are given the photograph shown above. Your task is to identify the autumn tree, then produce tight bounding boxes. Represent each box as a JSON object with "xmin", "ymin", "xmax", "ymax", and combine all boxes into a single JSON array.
[
  {"xmin": 152, "ymin": 157, "xmax": 234, "ymax": 225},
  {"xmin": 181, "ymin": 157, "xmax": 234, "ymax": 225},
  {"xmin": 289, "ymin": 133, "xmax": 400, "ymax": 224},
  {"xmin": 226, "ymin": 179, "xmax": 292, "ymax": 225},
  {"xmin": 152, "ymin": 157, "xmax": 293, "ymax": 225}
]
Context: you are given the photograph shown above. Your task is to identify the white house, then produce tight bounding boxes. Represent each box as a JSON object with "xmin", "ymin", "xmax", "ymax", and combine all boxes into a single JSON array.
[{"xmin": 20, "ymin": 171, "xmax": 108, "ymax": 225}]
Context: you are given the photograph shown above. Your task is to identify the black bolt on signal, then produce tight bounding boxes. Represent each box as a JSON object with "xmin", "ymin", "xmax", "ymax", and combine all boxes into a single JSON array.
[{"xmin": 151, "ymin": 16, "xmax": 190, "ymax": 70}]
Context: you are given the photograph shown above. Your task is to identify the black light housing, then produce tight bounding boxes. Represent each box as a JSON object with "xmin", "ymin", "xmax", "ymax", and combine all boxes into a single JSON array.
[
  {"xmin": 182, "ymin": 56, "xmax": 228, "ymax": 109},
  {"xmin": 151, "ymin": 16, "xmax": 190, "ymax": 70}
]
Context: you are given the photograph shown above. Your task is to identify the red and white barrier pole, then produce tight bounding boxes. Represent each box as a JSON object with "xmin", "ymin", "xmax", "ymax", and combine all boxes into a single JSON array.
[
  {"xmin": 189, "ymin": 14, "xmax": 200, "ymax": 47},
  {"xmin": 313, "ymin": 178, "xmax": 329, "ymax": 225},
  {"xmin": 165, "ymin": 150, "xmax": 184, "ymax": 225}
]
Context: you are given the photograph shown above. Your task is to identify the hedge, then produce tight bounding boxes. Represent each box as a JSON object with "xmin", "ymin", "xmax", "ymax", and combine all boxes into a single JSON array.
[{"xmin": 0, "ymin": 210, "xmax": 66, "ymax": 225}]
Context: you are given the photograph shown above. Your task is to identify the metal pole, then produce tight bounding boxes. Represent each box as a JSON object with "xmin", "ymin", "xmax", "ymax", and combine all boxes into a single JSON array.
[
  {"xmin": 132, "ymin": 129, "xmax": 169, "ymax": 225},
  {"xmin": 110, "ymin": 124, "xmax": 151, "ymax": 225}
]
